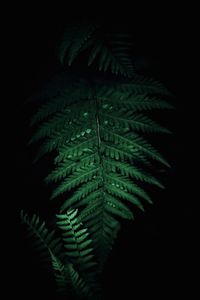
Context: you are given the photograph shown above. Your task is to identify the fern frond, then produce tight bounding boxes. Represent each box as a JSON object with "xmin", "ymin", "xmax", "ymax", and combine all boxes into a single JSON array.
[
  {"xmin": 51, "ymin": 255, "xmax": 96, "ymax": 299},
  {"xmin": 67, "ymin": 263, "xmax": 94, "ymax": 299},
  {"xmin": 101, "ymin": 141, "xmax": 136, "ymax": 161},
  {"xmin": 88, "ymin": 34, "xmax": 134, "ymax": 77},
  {"xmin": 20, "ymin": 210, "xmax": 63, "ymax": 263},
  {"xmin": 55, "ymin": 136, "xmax": 96, "ymax": 163},
  {"xmin": 59, "ymin": 23, "xmax": 97, "ymax": 65},
  {"xmin": 101, "ymin": 111, "xmax": 171, "ymax": 133},
  {"xmin": 105, "ymin": 173, "xmax": 150, "ymax": 205},
  {"xmin": 105, "ymin": 194, "xmax": 134, "ymax": 220},
  {"xmin": 50, "ymin": 251, "xmax": 69, "ymax": 295},
  {"xmin": 60, "ymin": 180, "xmax": 102, "ymax": 211},
  {"xmin": 45, "ymin": 153, "xmax": 97, "ymax": 184},
  {"xmin": 31, "ymin": 106, "xmax": 90, "ymax": 143},
  {"xmin": 31, "ymin": 96, "xmax": 69, "ymax": 126},
  {"xmin": 51, "ymin": 166, "xmax": 99, "ymax": 200},
  {"xmin": 30, "ymin": 80, "xmax": 93, "ymax": 127},
  {"xmin": 57, "ymin": 209, "xmax": 97, "ymax": 271},
  {"xmin": 29, "ymin": 81, "xmax": 171, "ymax": 269},
  {"xmin": 103, "ymin": 158, "xmax": 164, "ymax": 188},
  {"xmin": 33, "ymin": 125, "xmax": 95, "ymax": 162},
  {"xmin": 30, "ymin": 110, "xmax": 93, "ymax": 146},
  {"xmin": 115, "ymin": 95, "xmax": 174, "ymax": 111},
  {"xmin": 21, "ymin": 21, "xmax": 174, "ymax": 299},
  {"xmin": 79, "ymin": 200, "xmax": 121, "ymax": 268},
  {"xmin": 105, "ymin": 183, "xmax": 143, "ymax": 207},
  {"xmin": 59, "ymin": 23, "xmax": 134, "ymax": 77},
  {"xmin": 101, "ymin": 127, "xmax": 169, "ymax": 166},
  {"xmin": 118, "ymin": 75, "xmax": 171, "ymax": 95}
]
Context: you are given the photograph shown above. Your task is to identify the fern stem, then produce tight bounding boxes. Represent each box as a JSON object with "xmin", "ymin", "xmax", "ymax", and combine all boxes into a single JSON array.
[
  {"xmin": 94, "ymin": 96, "xmax": 108, "ymax": 267},
  {"xmin": 95, "ymin": 96, "xmax": 106, "ymax": 196},
  {"xmin": 95, "ymin": 98, "xmax": 102, "ymax": 162}
]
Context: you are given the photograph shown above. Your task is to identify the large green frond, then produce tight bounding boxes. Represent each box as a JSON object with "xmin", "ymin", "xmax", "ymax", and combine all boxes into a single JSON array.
[
  {"xmin": 79, "ymin": 200, "xmax": 121, "ymax": 269},
  {"xmin": 29, "ymin": 79, "xmax": 171, "ymax": 267},
  {"xmin": 21, "ymin": 21, "xmax": 174, "ymax": 299}
]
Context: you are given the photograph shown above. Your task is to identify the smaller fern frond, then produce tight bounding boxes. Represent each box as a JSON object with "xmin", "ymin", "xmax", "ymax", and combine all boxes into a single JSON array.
[
  {"xmin": 50, "ymin": 251, "xmax": 69, "ymax": 295},
  {"xmin": 20, "ymin": 210, "xmax": 63, "ymax": 263},
  {"xmin": 57, "ymin": 209, "xmax": 96, "ymax": 272},
  {"xmin": 67, "ymin": 263, "xmax": 94, "ymax": 299},
  {"xmin": 77, "ymin": 197, "xmax": 121, "ymax": 270}
]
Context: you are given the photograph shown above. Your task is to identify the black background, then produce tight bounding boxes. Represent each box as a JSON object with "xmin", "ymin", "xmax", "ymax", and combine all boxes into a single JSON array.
[{"xmin": 8, "ymin": 5, "xmax": 197, "ymax": 299}]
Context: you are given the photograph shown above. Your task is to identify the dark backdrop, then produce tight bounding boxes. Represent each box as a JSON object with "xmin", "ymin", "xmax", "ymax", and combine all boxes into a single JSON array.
[{"xmin": 9, "ymin": 7, "xmax": 197, "ymax": 299}]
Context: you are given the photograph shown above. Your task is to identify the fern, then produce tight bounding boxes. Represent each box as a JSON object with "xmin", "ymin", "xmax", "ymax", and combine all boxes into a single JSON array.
[
  {"xmin": 21, "ymin": 21, "xmax": 172, "ymax": 298},
  {"xmin": 88, "ymin": 33, "xmax": 134, "ymax": 77},
  {"xmin": 67, "ymin": 263, "xmax": 94, "ymax": 299},
  {"xmin": 59, "ymin": 22, "xmax": 135, "ymax": 77},
  {"xmin": 56, "ymin": 208, "xmax": 96, "ymax": 271},
  {"xmin": 21, "ymin": 209, "xmax": 99, "ymax": 299},
  {"xmin": 30, "ymin": 78, "xmax": 171, "ymax": 267},
  {"xmin": 50, "ymin": 252, "xmax": 94, "ymax": 298},
  {"xmin": 59, "ymin": 23, "xmax": 97, "ymax": 65},
  {"xmin": 50, "ymin": 251, "xmax": 69, "ymax": 295},
  {"xmin": 20, "ymin": 210, "xmax": 63, "ymax": 263}
]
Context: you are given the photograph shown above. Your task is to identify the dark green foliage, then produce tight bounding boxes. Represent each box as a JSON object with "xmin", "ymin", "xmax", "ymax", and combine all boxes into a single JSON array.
[
  {"xmin": 50, "ymin": 252, "xmax": 68, "ymax": 295},
  {"xmin": 20, "ymin": 210, "xmax": 63, "ymax": 263},
  {"xmin": 30, "ymin": 77, "xmax": 171, "ymax": 267},
  {"xmin": 21, "ymin": 209, "xmax": 99, "ymax": 299},
  {"xmin": 59, "ymin": 23, "xmax": 134, "ymax": 77},
  {"xmin": 21, "ymin": 22, "xmax": 172, "ymax": 299},
  {"xmin": 57, "ymin": 209, "xmax": 96, "ymax": 271}
]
